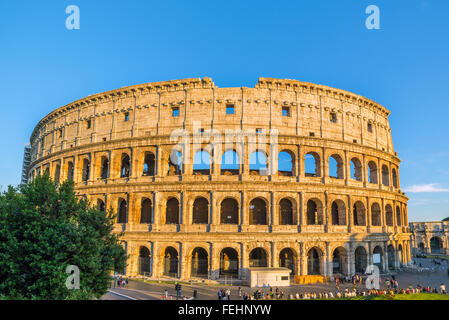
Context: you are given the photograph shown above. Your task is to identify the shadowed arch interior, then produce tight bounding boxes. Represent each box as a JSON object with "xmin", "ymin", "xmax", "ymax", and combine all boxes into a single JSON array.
[
  {"xmin": 166, "ymin": 198, "xmax": 179, "ymax": 224},
  {"xmin": 279, "ymin": 198, "xmax": 294, "ymax": 225},
  {"xmin": 140, "ymin": 198, "xmax": 152, "ymax": 224},
  {"xmin": 192, "ymin": 197, "xmax": 209, "ymax": 224},
  {"xmin": 249, "ymin": 198, "xmax": 267, "ymax": 225},
  {"xmin": 191, "ymin": 247, "xmax": 208, "ymax": 277},
  {"xmin": 220, "ymin": 198, "xmax": 239, "ymax": 224},
  {"xmin": 249, "ymin": 248, "xmax": 267, "ymax": 267},
  {"xmin": 220, "ymin": 247, "xmax": 239, "ymax": 277}
]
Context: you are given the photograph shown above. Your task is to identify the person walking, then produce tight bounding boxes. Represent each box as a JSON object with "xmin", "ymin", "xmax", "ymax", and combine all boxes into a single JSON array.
[
  {"xmin": 218, "ymin": 290, "xmax": 222, "ymax": 300},
  {"xmin": 440, "ymin": 283, "xmax": 446, "ymax": 294}
]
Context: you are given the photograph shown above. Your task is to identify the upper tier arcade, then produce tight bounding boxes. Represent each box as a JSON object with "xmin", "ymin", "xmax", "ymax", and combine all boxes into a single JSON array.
[{"xmin": 29, "ymin": 77, "xmax": 396, "ymax": 165}]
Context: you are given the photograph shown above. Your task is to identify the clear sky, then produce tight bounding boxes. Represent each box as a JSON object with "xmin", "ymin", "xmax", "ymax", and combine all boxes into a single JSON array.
[{"xmin": 1, "ymin": 0, "xmax": 448, "ymax": 222}]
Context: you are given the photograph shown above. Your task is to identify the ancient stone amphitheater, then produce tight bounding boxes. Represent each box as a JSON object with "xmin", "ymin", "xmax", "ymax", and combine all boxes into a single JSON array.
[{"xmin": 27, "ymin": 77, "xmax": 411, "ymax": 281}]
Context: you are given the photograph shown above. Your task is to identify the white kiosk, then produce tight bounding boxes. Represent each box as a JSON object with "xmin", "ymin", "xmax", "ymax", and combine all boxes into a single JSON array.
[{"xmin": 247, "ymin": 267, "xmax": 291, "ymax": 288}]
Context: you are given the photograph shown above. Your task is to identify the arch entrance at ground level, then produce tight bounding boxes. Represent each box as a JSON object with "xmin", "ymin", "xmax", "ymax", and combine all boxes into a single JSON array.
[
  {"xmin": 279, "ymin": 248, "xmax": 296, "ymax": 275},
  {"xmin": 163, "ymin": 247, "xmax": 179, "ymax": 277},
  {"xmin": 249, "ymin": 248, "xmax": 268, "ymax": 267},
  {"xmin": 219, "ymin": 247, "xmax": 239, "ymax": 277},
  {"xmin": 191, "ymin": 247, "xmax": 209, "ymax": 278}
]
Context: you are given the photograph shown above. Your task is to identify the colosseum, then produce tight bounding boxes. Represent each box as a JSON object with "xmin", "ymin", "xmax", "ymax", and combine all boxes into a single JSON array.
[{"xmin": 26, "ymin": 77, "xmax": 412, "ymax": 282}]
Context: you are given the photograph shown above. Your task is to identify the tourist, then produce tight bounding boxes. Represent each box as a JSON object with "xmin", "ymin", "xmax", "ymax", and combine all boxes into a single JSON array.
[{"xmin": 440, "ymin": 283, "xmax": 447, "ymax": 294}]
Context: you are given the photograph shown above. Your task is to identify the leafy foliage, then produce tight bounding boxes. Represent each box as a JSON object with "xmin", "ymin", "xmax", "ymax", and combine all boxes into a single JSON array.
[
  {"xmin": 443, "ymin": 217, "xmax": 449, "ymax": 221},
  {"xmin": 0, "ymin": 174, "xmax": 126, "ymax": 300}
]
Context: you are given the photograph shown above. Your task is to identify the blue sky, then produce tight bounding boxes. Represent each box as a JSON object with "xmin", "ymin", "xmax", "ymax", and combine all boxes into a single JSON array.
[{"xmin": 0, "ymin": 0, "xmax": 448, "ymax": 222}]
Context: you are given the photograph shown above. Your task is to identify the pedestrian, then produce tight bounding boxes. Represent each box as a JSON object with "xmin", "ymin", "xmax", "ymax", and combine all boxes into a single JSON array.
[
  {"xmin": 238, "ymin": 287, "xmax": 242, "ymax": 298},
  {"xmin": 218, "ymin": 290, "xmax": 222, "ymax": 300}
]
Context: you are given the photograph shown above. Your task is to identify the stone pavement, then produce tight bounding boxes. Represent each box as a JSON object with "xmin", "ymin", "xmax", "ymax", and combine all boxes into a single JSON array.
[{"xmin": 101, "ymin": 257, "xmax": 449, "ymax": 300}]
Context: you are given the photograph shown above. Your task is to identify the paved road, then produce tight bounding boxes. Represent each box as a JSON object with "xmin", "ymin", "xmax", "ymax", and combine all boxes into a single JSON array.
[{"xmin": 101, "ymin": 257, "xmax": 449, "ymax": 300}]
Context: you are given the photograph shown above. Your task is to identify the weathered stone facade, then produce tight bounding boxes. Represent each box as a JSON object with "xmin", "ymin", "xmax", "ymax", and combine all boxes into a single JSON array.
[
  {"xmin": 27, "ymin": 77, "xmax": 411, "ymax": 280},
  {"xmin": 410, "ymin": 221, "xmax": 449, "ymax": 255}
]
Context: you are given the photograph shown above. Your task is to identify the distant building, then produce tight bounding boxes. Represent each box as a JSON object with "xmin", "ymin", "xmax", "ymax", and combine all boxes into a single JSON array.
[
  {"xmin": 21, "ymin": 144, "xmax": 31, "ymax": 185},
  {"xmin": 409, "ymin": 221, "xmax": 449, "ymax": 255}
]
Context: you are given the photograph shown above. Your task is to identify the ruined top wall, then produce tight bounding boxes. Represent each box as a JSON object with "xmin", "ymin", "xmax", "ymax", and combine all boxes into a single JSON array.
[{"xmin": 29, "ymin": 77, "xmax": 395, "ymax": 162}]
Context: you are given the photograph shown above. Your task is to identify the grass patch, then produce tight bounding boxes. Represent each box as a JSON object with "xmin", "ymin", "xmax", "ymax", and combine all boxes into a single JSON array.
[{"xmin": 328, "ymin": 293, "xmax": 449, "ymax": 300}]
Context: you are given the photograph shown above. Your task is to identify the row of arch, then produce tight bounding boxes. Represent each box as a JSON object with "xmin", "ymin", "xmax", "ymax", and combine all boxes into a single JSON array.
[
  {"xmin": 34, "ymin": 148, "xmax": 399, "ymax": 189},
  {"xmin": 137, "ymin": 244, "xmax": 404, "ymax": 278},
  {"xmin": 108, "ymin": 196, "xmax": 406, "ymax": 227}
]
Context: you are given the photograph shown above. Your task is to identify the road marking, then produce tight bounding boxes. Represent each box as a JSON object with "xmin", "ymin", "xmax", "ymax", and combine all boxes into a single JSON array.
[{"xmin": 109, "ymin": 290, "xmax": 139, "ymax": 300}]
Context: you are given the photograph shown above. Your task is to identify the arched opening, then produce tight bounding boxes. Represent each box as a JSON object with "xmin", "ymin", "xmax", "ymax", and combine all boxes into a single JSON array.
[
  {"xmin": 140, "ymin": 198, "xmax": 152, "ymax": 224},
  {"xmin": 385, "ymin": 205, "xmax": 393, "ymax": 227},
  {"xmin": 166, "ymin": 198, "xmax": 179, "ymax": 224},
  {"xmin": 373, "ymin": 246, "xmax": 383, "ymax": 272},
  {"xmin": 117, "ymin": 198, "xmax": 127, "ymax": 223},
  {"xmin": 279, "ymin": 248, "xmax": 296, "ymax": 275},
  {"xmin": 396, "ymin": 206, "xmax": 402, "ymax": 226},
  {"xmin": 307, "ymin": 247, "xmax": 322, "ymax": 275},
  {"xmin": 305, "ymin": 152, "xmax": 321, "ymax": 177},
  {"xmin": 249, "ymin": 198, "xmax": 267, "ymax": 225},
  {"xmin": 386, "ymin": 205, "xmax": 394, "ymax": 226},
  {"xmin": 168, "ymin": 150, "xmax": 182, "ymax": 175},
  {"xmin": 120, "ymin": 154, "xmax": 130, "ymax": 178},
  {"xmin": 138, "ymin": 246, "xmax": 151, "ymax": 276},
  {"xmin": 353, "ymin": 201, "xmax": 366, "ymax": 226},
  {"xmin": 398, "ymin": 245, "xmax": 403, "ymax": 265},
  {"xmin": 54, "ymin": 164, "xmax": 61, "ymax": 186},
  {"xmin": 368, "ymin": 161, "xmax": 378, "ymax": 184},
  {"xmin": 331, "ymin": 200, "xmax": 346, "ymax": 225},
  {"xmin": 329, "ymin": 154, "xmax": 343, "ymax": 179},
  {"xmin": 418, "ymin": 242, "xmax": 425, "ymax": 253},
  {"xmin": 354, "ymin": 246, "xmax": 367, "ymax": 273},
  {"xmin": 387, "ymin": 245, "xmax": 395, "ymax": 270},
  {"xmin": 307, "ymin": 199, "xmax": 323, "ymax": 225},
  {"xmin": 143, "ymin": 152, "xmax": 155, "ymax": 176},
  {"xmin": 220, "ymin": 248, "xmax": 239, "ymax": 277},
  {"xmin": 278, "ymin": 150, "xmax": 294, "ymax": 176},
  {"xmin": 249, "ymin": 248, "xmax": 267, "ymax": 267},
  {"xmin": 430, "ymin": 237, "xmax": 442, "ymax": 254},
  {"xmin": 192, "ymin": 197, "xmax": 209, "ymax": 224},
  {"xmin": 100, "ymin": 157, "xmax": 109, "ymax": 179},
  {"xmin": 67, "ymin": 161, "xmax": 74, "ymax": 181},
  {"xmin": 82, "ymin": 158, "xmax": 90, "ymax": 182},
  {"xmin": 193, "ymin": 150, "xmax": 211, "ymax": 175},
  {"xmin": 350, "ymin": 158, "xmax": 362, "ymax": 181},
  {"xmin": 163, "ymin": 247, "xmax": 179, "ymax": 277},
  {"xmin": 392, "ymin": 168, "xmax": 398, "ymax": 188},
  {"xmin": 381, "ymin": 165, "xmax": 389, "ymax": 186},
  {"xmin": 279, "ymin": 198, "xmax": 294, "ymax": 225},
  {"xmin": 191, "ymin": 247, "xmax": 208, "ymax": 278},
  {"xmin": 332, "ymin": 247, "xmax": 348, "ymax": 275},
  {"xmin": 221, "ymin": 150, "xmax": 239, "ymax": 175},
  {"xmin": 220, "ymin": 198, "xmax": 239, "ymax": 224},
  {"xmin": 371, "ymin": 203, "xmax": 381, "ymax": 226},
  {"xmin": 97, "ymin": 199, "xmax": 105, "ymax": 212},
  {"xmin": 249, "ymin": 150, "xmax": 268, "ymax": 175}
]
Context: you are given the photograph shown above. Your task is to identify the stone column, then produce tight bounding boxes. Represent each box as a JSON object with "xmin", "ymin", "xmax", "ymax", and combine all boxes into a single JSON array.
[
  {"xmin": 151, "ymin": 241, "xmax": 158, "ymax": 278},
  {"xmin": 271, "ymin": 192, "xmax": 277, "ymax": 226},
  {"xmin": 325, "ymin": 241, "xmax": 331, "ymax": 278},
  {"xmin": 271, "ymin": 242, "xmax": 278, "ymax": 268},
  {"xmin": 299, "ymin": 242, "xmax": 305, "ymax": 276},
  {"xmin": 383, "ymin": 242, "xmax": 389, "ymax": 272},
  {"xmin": 240, "ymin": 243, "xmax": 248, "ymax": 280},
  {"xmin": 179, "ymin": 242, "xmax": 187, "ymax": 279}
]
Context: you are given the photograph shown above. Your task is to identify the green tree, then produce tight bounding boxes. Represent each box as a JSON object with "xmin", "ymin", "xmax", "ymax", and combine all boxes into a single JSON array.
[
  {"xmin": 443, "ymin": 217, "xmax": 449, "ymax": 221},
  {"xmin": 0, "ymin": 174, "xmax": 126, "ymax": 300}
]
